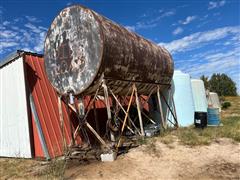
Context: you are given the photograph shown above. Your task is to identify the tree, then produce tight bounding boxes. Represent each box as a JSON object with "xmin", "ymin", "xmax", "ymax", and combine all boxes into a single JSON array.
[
  {"xmin": 208, "ymin": 73, "xmax": 237, "ymax": 96},
  {"xmin": 200, "ymin": 75, "xmax": 209, "ymax": 90}
]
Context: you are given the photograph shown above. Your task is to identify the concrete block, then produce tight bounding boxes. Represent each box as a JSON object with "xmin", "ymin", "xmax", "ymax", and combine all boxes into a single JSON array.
[{"xmin": 100, "ymin": 151, "xmax": 117, "ymax": 162}]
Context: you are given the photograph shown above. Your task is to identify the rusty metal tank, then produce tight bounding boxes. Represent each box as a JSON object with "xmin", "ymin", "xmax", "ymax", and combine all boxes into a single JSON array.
[{"xmin": 44, "ymin": 5, "xmax": 174, "ymax": 96}]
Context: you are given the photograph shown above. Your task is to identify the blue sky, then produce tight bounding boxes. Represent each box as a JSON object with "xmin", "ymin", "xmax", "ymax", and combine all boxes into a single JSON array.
[{"xmin": 0, "ymin": 0, "xmax": 239, "ymax": 92}]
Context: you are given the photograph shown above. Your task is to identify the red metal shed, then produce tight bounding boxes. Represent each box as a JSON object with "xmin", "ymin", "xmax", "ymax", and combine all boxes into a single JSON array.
[
  {"xmin": 0, "ymin": 50, "xmax": 149, "ymax": 159},
  {"xmin": 24, "ymin": 53, "xmax": 82, "ymax": 159},
  {"xmin": 0, "ymin": 51, "xmax": 83, "ymax": 159}
]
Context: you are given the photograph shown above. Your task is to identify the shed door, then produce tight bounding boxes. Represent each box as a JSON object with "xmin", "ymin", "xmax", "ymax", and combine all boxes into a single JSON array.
[{"xmin": 0, "ymin": 57, "xmax": 32, "ymax": 158}]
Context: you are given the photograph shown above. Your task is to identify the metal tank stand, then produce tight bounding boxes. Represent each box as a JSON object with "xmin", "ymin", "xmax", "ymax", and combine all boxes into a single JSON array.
[{"xmin": 59, "ymin": 78, "xmax": 178, "ymax": 160}]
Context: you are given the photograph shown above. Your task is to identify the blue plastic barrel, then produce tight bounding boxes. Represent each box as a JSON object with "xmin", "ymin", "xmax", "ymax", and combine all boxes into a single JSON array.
[{"xmin": 207, "ymin": 108, "xmax": 220, "ymax": 125}]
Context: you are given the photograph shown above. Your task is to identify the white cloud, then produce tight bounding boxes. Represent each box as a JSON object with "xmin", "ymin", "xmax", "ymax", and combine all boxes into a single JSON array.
[
  {"xmin": 0, "ymin": 30, "xmax": 18, "ymax": 38},
  {"xmin": 125, "ymin": 9, "xmax": 175, "ymax": 31},
  {"xmin": 67, "ymin": 2, "xmax": 73, "ymax": 6},
  {"xmin": 159, "ymin": 26, "xmax": 240, "ymax": 54},
  {"xmin": 25, "ymin": 16, "xmax": 41, "ymax": 23},
  {"xmin": 0, "ymin": 15, "xmax": 47, "ymax": 56},
  {"xmin": 179, "ymin": 16, "xmax": 197, "ymax": 25},
  {"xmin": 208, "ymin": 0, "xmax": 226, "ymax": 10},
  {"xmin": 3, "ymin": 21, "xmax": 10, "ymax": 26},
  {"xmin": 149, "ymin": 10, "xmax": 175, "ymax": 24},
  {"xmin": 173, "ymin": 27, "xmax": 183, "ymax": 35},
  {"xmin": 125, "ymin": 26, "xmax": 136, "ymax": 32},
  {"xmin": 0, "ymin": 42, "xmax": 19, "ymax": 49},
  {"xmin": 174, "ymin": 46, "xmax": 240, "ymax": 93},
  {"xmin": 24, "ymin": 23, "xmax": 42, "ymax": 33},
  {"xmin": 160, "ymin": 10, "xmax": 175, "ymax": 18},
  {"xmin": 183, "ymin": 47, "xmax": 240, "ymax": 93},
  {"xmin": 33, "ymin": 32, "xmax": 45, "ymax": 52},
  {"xmin": 161, "ymin": 25, "xmax": 240, "ymax": 93}
]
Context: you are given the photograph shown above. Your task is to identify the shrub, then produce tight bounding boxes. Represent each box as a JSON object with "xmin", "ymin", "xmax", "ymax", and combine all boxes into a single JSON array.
[{"xmin": 222, "ymin": 101, "xmax": 231, "ymax": 109}]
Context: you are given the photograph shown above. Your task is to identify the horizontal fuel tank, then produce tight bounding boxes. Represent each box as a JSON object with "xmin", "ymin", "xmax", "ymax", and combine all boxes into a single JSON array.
[{"xmin": 44, "ymin": 5, "xmax": 174, "ymax": 96}]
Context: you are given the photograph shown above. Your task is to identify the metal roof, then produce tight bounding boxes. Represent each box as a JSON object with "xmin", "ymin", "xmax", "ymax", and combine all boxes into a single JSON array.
[{"xmin": 0, "ymin": 50, "xmax": 43, "ymax": 68}]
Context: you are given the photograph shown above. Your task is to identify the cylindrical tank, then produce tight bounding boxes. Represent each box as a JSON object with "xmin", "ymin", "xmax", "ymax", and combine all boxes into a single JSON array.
[
  {"xmin": 149, "ymin": 71, "xmax": 195, "ymax": 127},
  {"xmin": 194, "ymin": 112, "xmax": 207, "ymax": 128},
  {"xmin": 191, "ymin": 79, "xmax": 208, "ymax": 128},
  {"xmin": 191, "ymin": 79, "xmax": 208, "ymax": 112},
  {"xmin": 44, "ymin": 5, "xmax": 174, "ymax": 96},
  {"xmin": 207, "ymin": 107, "xmax": 220, "ymax": 126},
  {"xmin": 208, "ymin": 92, "xmax": 221, "ymax": 112},
  {"xmin": 171, "ymin": 70, "xmax": 195, "ymax": 126}
]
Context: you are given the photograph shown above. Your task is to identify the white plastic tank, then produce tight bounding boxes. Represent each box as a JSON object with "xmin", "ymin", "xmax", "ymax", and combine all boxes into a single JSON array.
[
  {"xmin": 208, "ymin": 92, "xmax": 221, "ymax": 112},
  {"xmin": 150, "ymin": 70, "xmax": 195, "ymax": 127},
  {"xmin": 191, "ymin": 79, "xmax": 208, "ymax": 113},
  {"xmin": 170, "ymin": 71, "xmax": 195, "ymax": 126}
]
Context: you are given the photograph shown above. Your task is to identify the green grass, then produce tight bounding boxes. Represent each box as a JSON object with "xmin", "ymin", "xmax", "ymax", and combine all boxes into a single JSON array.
[
  {"xmin": 157, "ymin": 96, "xmax": 240, "ymax": 146},
  {"xmin": 159, "ymin": 114, "xmax": 240, "ymax": 146},
  {"xmin": 217, "ymin": 116, "xmax": 240, "ymax": 141},
  {"xmin": 177, "ymin": 128, "xmax": 211, "ymax": 146}
]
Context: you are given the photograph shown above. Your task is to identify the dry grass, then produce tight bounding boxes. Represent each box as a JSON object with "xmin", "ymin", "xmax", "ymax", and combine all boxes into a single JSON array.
[
  {"xmin": 0, "ymin": 158, "xmax": 66, "ymax": 179},
  {"xmin": 35, "ymin": 158, "xmax": 66, "ymax": 179},
  {"xmin": 0, "ymin": 158, "xmax": 39, "ymax": 179},
  {"xmin": 158, "ymin": 96, "xmax": 240, "ymax": 146},
  {"xmin": 0, "ymin": 96, "xmax": 239, "ymax": 179},
  {"xmin": 222, "ymin": 96, "xmax": 240, "ymax": 118}
]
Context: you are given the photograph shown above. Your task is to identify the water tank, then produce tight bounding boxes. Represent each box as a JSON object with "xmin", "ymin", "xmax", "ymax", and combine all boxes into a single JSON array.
[
  {"xmin": 208, "ymin": 92, "xmax": 221, "ymax": 112},
  {"xmin": 194, "ymin": 112, "xmax": 207, "ymax": 128},
  {"xmin": 191, "ymin": 79, "xmax": 208, "ymax": 112},
  {"xmin": 191, "ymin": 79, "xmax": 208, "ymax": 128},
  {"xmin": 44, "ymin": 5, "xmax": 174, "ymax": 96},
  {"xmin": 149, "ymin": 71, "xmax": 195, "ymax": 127},
  {"xmin": 207, "ymin": 107, "xmax": 220, "ymax": 126},
  {"xmin": 171, "ymin": 70, "xmax": 195, "ymax": 126}
]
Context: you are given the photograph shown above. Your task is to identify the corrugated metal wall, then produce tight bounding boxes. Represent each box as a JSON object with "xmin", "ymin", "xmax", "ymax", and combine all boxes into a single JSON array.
[
  {"xmin": 1, "ymin": 51, "xmax": 150, "ymax": 159},
  {"xmin": 24, "ymin": 54, "xmax": 81, "ymax": 158},
  {"xmin": 0, "ymin": 57, "xmax": 32, "ymax": 158}
]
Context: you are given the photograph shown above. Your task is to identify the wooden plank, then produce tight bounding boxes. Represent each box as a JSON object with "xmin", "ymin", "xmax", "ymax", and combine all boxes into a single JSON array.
[
  {"xmin": 117, "ymin": 86, "xmax": 135, "ymax": 148},
  {"xmin": 102, "ymin": 79, "xmax": 115, "ymax": 141},
  {"xmin": 134, "ymin": 84, "xmax": 145, "ymax": 136},
  {"xmin": 67, "ymin": 103, "xmax": 109, "ymax": 148},
  {"xmin": 73, "ymin": 87, "xmax": 100, "ymax": 138},
  {"xmin": 109, "ymin": 88, "xmax": 141, "ymax": 135},
  {"xmin": 157, "ymin": 86, "xmax": 166, "ymax": 129},
  {"xmin": 86, "ymin": 122, "xmax": 108, "ymax": 148}
]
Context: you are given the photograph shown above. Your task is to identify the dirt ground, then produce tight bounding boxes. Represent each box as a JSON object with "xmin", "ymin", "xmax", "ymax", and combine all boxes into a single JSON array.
[
  {"xmin": 64, "ymin": 96, "xmax": 240, "ymax": 180},
  {"xmin": 1, "ymin": 96, "xmax": 240, "ymax": 180},
  {"xmin": 64, "ymin": 138, "xmax": 240, "ymax": 180}
]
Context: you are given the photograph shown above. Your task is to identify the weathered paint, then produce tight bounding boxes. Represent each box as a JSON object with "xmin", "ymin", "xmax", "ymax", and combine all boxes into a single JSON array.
[
  {"xmin": 44, "ymin": 5, "xmax": 174, "ymax": 96},
  {"xmin": 0, "ymin": 57, "xmax": 32, "ymax": 158},
  {"xmin": 24, "ymin": 54, "xmax": 82, "ymax": 158}
]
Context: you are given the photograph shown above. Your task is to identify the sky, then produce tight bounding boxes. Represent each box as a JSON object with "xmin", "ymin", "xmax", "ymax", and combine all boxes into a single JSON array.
[{"xmin": 0, "ymin": 0, "xmax": 239, "ymax": 92}]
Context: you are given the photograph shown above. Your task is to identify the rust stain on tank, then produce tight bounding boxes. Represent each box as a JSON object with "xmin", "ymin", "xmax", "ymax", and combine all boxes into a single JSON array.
[{"xmin": 44, "ymin": 5, "xmax": 174, "ymax": 96}]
